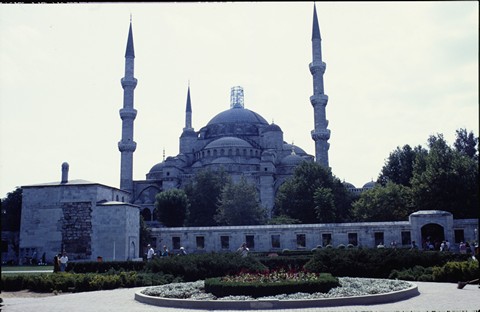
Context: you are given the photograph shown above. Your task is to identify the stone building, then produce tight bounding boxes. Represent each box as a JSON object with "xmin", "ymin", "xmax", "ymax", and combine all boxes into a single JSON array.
[{"xmin": 18, "ymin": 163, "xmax": 139, "ymax": 263}]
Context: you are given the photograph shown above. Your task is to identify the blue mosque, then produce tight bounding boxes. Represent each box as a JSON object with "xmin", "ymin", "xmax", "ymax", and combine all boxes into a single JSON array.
[
  {"xmin": 10, "ymin": 4, "xmax": 475, "ymax": 264},
  {"xmin": 124, "ymin": 5, "xmax": 331, "ymax": 220}
]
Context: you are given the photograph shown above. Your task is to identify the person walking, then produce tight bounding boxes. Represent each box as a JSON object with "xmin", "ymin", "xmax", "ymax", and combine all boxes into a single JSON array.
[
  {"xmin": 146, "ymin": 244, "xmax": 155, "ymax": 261},
  {"xmin": 237, "ymin": 242, "xmax": 249, "ymax": 258},
  {"xmin": 59, "ymin": 252, "xmax": 68, "ymax": 272}
]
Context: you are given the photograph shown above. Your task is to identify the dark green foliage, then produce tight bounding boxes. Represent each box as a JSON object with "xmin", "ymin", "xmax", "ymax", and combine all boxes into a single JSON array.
[
  {"xmin": 184, "ymin": 168, "xmax": 231, "ymax": 226},
  {"xmin": 146, "ymin": 253, "xmax": 267, "ymax": 281},
  {"xmin": 66, "ymin": 260, "xmax": 146, "ymax": 273},
  {"xmin": 1, "ymin": 271, "xmax": 176, "ymax": 293},
  {"xmin": 257, "ymin": 255, "xmax": 311, "ymax": 272},
  {"xmin": 1, "ymin": 187, "xmax": 22, "ymax": 231},
  {"xmin": 378, "ymin": 144, "xmax": 426, "ymax": 187},
  {"xmin": 352, "ymin": 182, "xmax": 415, "ymax": 222},
  {"xmin": 274, "ymin": 161, "xmax": 353, "ymax": 224},
  {"xmin": 432, "ymin": 260, "xmax": 479, "ymax": 282},
  {"xmin": 304, "ymin": 248, "xmax": 470, "ymax": 278},
  {"xmin": 389, "ymin": 266, "xmax": 434, "ymax": 281},
  {"xmin": 214, "ymin": 176, "xmax": 267, "ymax": 226},
  {"xmin": 154, "ymin": 189, "xmax": 189, "ymax": 227},
  {"xmin": 205, "ymin": 273, "xmax": 339, "ymax": 298}
]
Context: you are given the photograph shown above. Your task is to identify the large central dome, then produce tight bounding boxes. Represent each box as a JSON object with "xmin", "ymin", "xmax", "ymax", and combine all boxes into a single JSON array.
[{"xmin": 207, "ymin": 106, "xmax": 268, "ymax": 126}]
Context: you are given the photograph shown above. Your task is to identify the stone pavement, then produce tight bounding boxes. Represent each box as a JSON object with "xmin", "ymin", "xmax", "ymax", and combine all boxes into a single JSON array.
[{"xmin": 1, "ymin": 281, "xmax": 479, "ymax": 312}]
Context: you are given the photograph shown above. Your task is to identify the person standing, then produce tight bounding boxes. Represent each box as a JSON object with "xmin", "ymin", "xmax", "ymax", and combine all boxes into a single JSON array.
[
  {"xmin": 146, "ymin": 244, "xmax": 155, "ymax": 261},
  {"xmin": 53, "ymin": 253, "xmax": 60, "ymax": 273},
  {"xmin": 59, "ymin": 252, "xmax": 68, "ymax": 272},
  {"xmin": 161, "ymin": 245, "xmax": 169, "ymax": 257},
  {"xmin": 237, "ymin": 243, "xmax": 249, "ymax": 258}
]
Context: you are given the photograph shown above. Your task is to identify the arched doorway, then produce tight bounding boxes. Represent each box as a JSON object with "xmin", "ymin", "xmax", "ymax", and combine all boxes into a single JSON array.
[
  {"xmin": 141, "ymin": 208, "xmax": 152, "ymax": 222},
  {"xmin": 421, "ymin": 223, "xmax": 445, "ymax": 250},
  {"xmin": 129, "ymin": 241, "xmax": 136, "ymax": 260}
]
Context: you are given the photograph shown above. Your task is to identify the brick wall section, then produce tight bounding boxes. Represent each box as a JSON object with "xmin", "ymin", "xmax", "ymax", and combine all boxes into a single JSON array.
[{"xmin": 61, "ymin": 201, "xmax": 92, "ymax": 259}]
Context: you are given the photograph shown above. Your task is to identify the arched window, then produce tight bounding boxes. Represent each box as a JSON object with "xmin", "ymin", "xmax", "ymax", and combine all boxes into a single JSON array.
[{"xmin": 141, "ymin": 208, "xmax": 152, "ymax": 222}]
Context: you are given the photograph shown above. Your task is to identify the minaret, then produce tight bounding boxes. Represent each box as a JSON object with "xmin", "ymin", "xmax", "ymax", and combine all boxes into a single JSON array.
[
  {"xmin": 179, "ymin": 84, "xmax": 197, "ymax": 155},
  {"xmin": 309, "ymin": 4, "xmax": 330, "ymax": 168},
  {"xmin": 184, "ymin": 84, "xmax": 193, "ymax": 131},
  {"xmin": 118, "ymin": 21, "xmax": 137, "ymax": 193}
]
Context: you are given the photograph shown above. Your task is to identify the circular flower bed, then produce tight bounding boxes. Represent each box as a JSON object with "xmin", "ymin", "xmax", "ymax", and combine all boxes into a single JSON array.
[
  {"xmin": 141, "ymin": 277, "xmax": 413, "ymax": 301},
  {"xmin": 205, "ymin": 271, "xmax": 339, "ymax": 298}
]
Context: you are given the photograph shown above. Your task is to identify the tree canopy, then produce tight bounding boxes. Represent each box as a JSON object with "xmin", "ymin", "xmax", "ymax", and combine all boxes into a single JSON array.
[
  {"xmin": 154, "ymin": 188, "xmax": 189, "ymax": 227},
  {"xmin": 1, "ymin": 187, "xmax": 23, "ymax": 231},
  {"xmin": 214, "ymin": 176, "xmax": 267, "ymax": 226},
  {"xmin": 274, "ymin": 161, "xmax": 353, "ymax": 223},
  {"xmin": 184, "ymin": 168, "xmax": 231, "ymax": 226}
]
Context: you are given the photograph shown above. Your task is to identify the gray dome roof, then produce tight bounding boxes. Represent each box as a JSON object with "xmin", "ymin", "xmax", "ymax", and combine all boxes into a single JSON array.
[
  {"xmin": 281, "ymin": 154, "xmax": 304, "ymax": 166},
  {"xmin": 205, "ymin": 137, "xmax": 252, "ymax": 149},
  {"xmin": 263, "ymin": 123, "xmax": 282, "ymax": 133},
  {"xmin": 283, "ymin": 143, "xmax": 307, "ymax": 155},
  {"xmin": 343, "ymin": 182, "xmax": 356, "ymax": 189},
  {"xmin": 149, "ymin": 162, "xmax": 165, "ymax": 173},
  {"xmin": 207, "ymin": 106, "xmax": 268, "ymax": 126},
  {"xmin": 363, "ymin": 181, "xmax": 376, "ymax": 189},
  {"xmin": 211, "ymin": 157, "xmax": 236, "ymax": 164}
]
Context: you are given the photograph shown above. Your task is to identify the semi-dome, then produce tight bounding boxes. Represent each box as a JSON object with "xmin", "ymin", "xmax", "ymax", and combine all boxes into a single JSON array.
[
  {"xmin": 263, "ymin": 123, "xmax": 282, "ymax": 133},
  {"xmin": 149, "ymin": 162, "xmax": 165, "ymax": 174},
  {"xmin": 281, "ymin": 154, "xmax": 305, "ymax": 166},
  {"xmin": 207, "ymin": 106, "xmax": 268, "ymax": 126},
  {"xmin": 343, "ymin": 181, "xmax": 356, "ymax": 189},
  {"xmin": 205, "ymin": 137, "xmax": 252, "ymax": 149},
  {"xmin": 283, "ymin": 143, "xmax": 307, "ymax": 155}
]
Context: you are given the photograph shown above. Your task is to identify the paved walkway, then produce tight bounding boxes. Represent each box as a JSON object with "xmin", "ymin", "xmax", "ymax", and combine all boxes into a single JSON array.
[{"xmin": 1, "ymin": 281, "xmax": 479, "ymax": 312}]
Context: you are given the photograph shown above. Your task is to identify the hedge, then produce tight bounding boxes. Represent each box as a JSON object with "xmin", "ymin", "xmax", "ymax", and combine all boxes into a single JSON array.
[{"xmin": 205, "ymin": 273, "xmax": 339, "ymax": 298}]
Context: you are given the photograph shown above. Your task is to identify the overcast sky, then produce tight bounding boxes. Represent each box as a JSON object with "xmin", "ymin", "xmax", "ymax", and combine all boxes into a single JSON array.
[{"xmin": 0, "ymin": 2, "xmax": 478, "ymax": 198}]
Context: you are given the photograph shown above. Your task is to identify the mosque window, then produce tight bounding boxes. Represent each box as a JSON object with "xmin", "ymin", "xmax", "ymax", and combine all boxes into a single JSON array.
[
  {"xmin": 220, "ymin": 236, "xmax": 230, "ymax": 249},
  {"xmin": 322, "ymin": 233, "xmax": 332, "ymax": 246},
  {"xmin": 220, "ymin": 149, "xmax": 225, "ymax": 156},
  {"xmin": 141, "ymin": 208, "xmax": 152, "ymax": 222},
  {"xmin": 348, "ymin": 233, "xmax": 358, "ymax": 246},
  {"xmin": 271, "ymin": 235, "xmax": 281, "ymax": 249},
  {"xmin": 172, "ymin": 237, "xmax": 181, "ymax": 250},
  {"xmin": 374, "ymin": 232, "xmax": 384, "ymax": 246},
  {"xmin": 454, "ymin": 229, "xmax": 465, "ymax": 244},
  {"xmin": 245, "ymin": 235, "xmax": 255, "ymax": 249},
  {"xmin": 401, "ymin": 231, "xmax": 411, "ymax": 246},
  {"xmin": 196, "ymin": 236, "xmax": 205, "ymax": 249},
  {"xmin": 116, "ymin": 195, "xmax": 119, "ymax": 201},
  {"xmin": 296, "ymin": 234, "xmax": 306, "ymax": 248}
]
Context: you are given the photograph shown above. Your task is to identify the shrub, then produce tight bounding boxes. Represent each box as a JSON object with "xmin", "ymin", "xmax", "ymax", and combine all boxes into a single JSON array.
[
  {"xmin": 389, "ymin": 265, "xmax": 433, "ymax": 281},
  {"xmin": 432, "ymin": 260, "xmax": 479, "ymax": 282},
  {"xmin": 205, "ymin": 272, "xmax": 339, "ymax": 298}
]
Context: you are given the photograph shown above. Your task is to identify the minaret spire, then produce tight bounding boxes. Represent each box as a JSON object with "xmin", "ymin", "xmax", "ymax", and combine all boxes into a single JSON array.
[
  {"xmin": 184, "ymin": 83, "xmax": 192, "ymax": 130},
  {"xmin": 118, "ymin": 20, "xmax": 138, "ymax": 193},
  {"xmin": 309, "ymin": 3, "xmax": 330, "ymax": 168}
]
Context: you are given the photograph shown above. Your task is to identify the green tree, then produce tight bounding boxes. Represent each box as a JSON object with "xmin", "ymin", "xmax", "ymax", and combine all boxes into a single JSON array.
[
  {"xmin": 267, "ymin": 215, "xmax": 301, "ymax": 225},
  {"xmin": 377, "ymin": 145, "xmax": 427, "ymax": 187},
  {"xmin": 410, "ymin": 134, "xmax": 478, "ymax": 218},
  {"xmin": 454, "ymin": 128, "xmax": 478, "ymax": 160},
  {"xmin": 184, "ymin": 168, "xmax": 231, "ymax": 226},
  {"xmin": 214, "ymin": 177, "xmax": 267, "ymax": 226},
  {"xmin": 154, "ymin": 189, "xmax": 189, "ymax": 227},
  {"xmin": 1, "ymin": 187, "xmax": 23, "ymax": 231},
  {"xmin": 351, "ymin": 182, "xmax": 414, "ymax": 222},
  {"xmin": 139, "ymin": 216, "xmax": 151, "ymax": 256},
  {"xmin": 274, "ymin": 161, "xmax": 353, "ymax": 223}
]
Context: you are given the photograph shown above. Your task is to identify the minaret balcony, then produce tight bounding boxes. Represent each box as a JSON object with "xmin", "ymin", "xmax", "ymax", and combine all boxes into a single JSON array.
[
  {"xmin": 119, "ymin": 108, "xmax": 137, "ymax": 119},
  {"xmin": 309, "ymin": 61, "xmax": 326, "ymax": 75},
  {"xmin": 311, "ymin": 129, "xmax": 331, "ymax": 141},
  {"xmin": 121, "ymin": 77, "xmax": 138, "ymax": 88},
  {"xmin": 118, "ymin": 140, "xmax": 137, "ymax": 152},
  {"xmin": 310, "ymin": 94, "xmax": 328, "ymax": 107}
]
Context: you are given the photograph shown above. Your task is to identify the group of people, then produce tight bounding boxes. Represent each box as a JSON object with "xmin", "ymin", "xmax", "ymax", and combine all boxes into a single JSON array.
[
  {"xmin": 145, "ymin": 242, "xmax": 250, "ymax": 260},
  {"xmin": 146, "ymin": 244, "xmax": 187, "ymax": 261},
  {"xmin": 53, "ymin": 252, "xmax": 69, "ymax": 273}
]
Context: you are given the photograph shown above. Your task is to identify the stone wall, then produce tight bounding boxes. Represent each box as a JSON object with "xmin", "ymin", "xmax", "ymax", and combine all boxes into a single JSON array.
[{"xmin": 60, "ymin": 201, "xmax": 92, "ymax": 260}]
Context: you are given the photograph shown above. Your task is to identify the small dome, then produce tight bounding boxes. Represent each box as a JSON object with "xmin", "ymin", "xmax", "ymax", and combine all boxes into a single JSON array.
[
  {"xmin": 343, "ymin": 181, "xmax": 356, "ymax": 189},
  {"xmin": 149, "ymin": 162, "xmax": 165, "ymax": 174},
  {"xmin": 263, "ymin": 123, "xmax": 282, "ymax": 133},
  {"xmin": 362, "ymin": 181, "xmax": 376, "ymax": 189},
  {"xmin": 281, "ymin": 154, "xmax": 304, "ymax": 166},
  {"xmin": 205, "ymin": 137, "xmax": 252, "ymax": 149},
  {"xmin": 283, "ymin": 143, "xmax": 307, "ymax": 155}
]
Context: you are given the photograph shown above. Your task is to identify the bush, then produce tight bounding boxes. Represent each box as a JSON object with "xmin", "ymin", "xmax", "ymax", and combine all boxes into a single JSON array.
[
  {"xmin": 304, "ymin": 248, "xmax": 470, "ymax": 278},
  {"xmin": 432, "ymin": 260, "xmax": 479, "ymax": 282},
  {"xmin": 205, "ymin": 272, "xmax": 339, "ymax": 298},
  {"xmin": 389, "ymin": 265, "xmax": 433, "ymax": 281}
]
